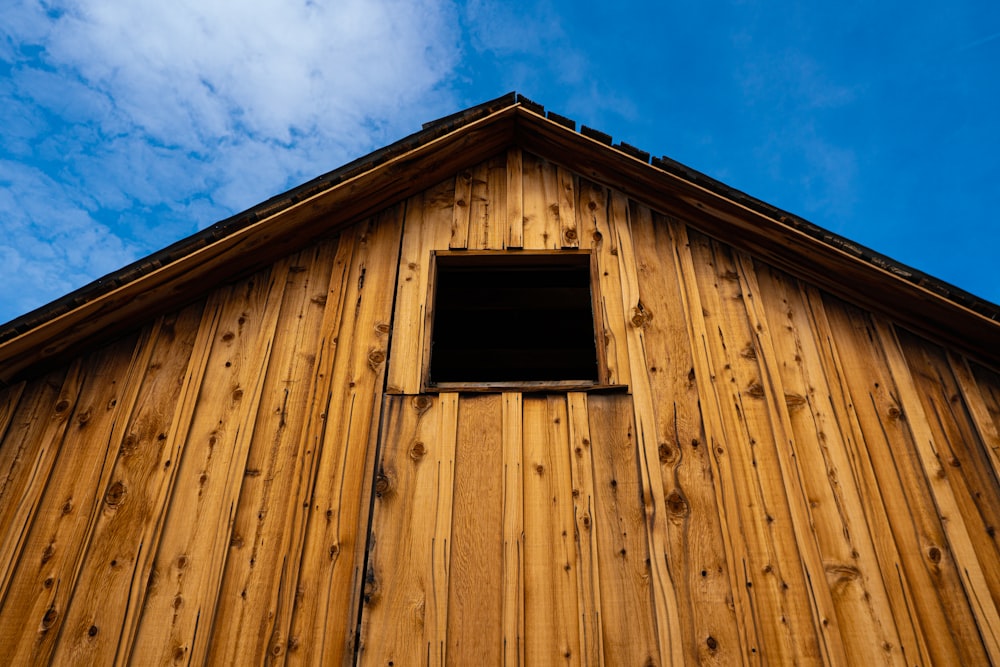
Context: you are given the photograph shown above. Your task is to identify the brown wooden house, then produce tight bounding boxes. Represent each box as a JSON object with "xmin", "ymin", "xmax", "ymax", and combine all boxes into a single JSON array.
[{"xmin": 2, "ymin": 93, "xmax": 999, "ymax": 665}]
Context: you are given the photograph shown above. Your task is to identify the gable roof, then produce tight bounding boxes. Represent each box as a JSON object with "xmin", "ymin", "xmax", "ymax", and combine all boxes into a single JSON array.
[{"xmin": 1, "ymin": 92, "xmax": 998, "ymax": 384}]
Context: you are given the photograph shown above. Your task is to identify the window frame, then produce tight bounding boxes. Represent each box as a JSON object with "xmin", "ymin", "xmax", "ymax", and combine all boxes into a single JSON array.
[{"xmin": 420, "ymin": 249, "xmax": 615, "ymax": 393}]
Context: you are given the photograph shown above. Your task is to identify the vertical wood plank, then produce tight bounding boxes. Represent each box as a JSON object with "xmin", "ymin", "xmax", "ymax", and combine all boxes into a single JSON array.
[
  {"xmin": 0, "ymin": 362, "xmax": 80, "ymax": 598},
  {"xmin": 501, "ymin": 391, "xmax": 525, "ymax": 667},
  {"xmin": 0, "ymin": 381, "xmax": 25, "ymax": 444},
  {"xmin": 466, "ymin": 160, "xmax": 491, "ymax": 250},
  {"xmin": 734, "ymin": 253, "xmax": 852, "ymax": 665},
  {"xmin": 447, "ymin": 394, "xmax": 504, "ymax": 664},
  {"xmin": 523, "ymin": 395, "xmax": 581, "ymax": 665},
  {"xmin": 50, "ymin": 303, "xmax": 204, "ymax": 666},
  {"xmin": 896, "ymin": 330, "xmax": 1000, "ymax": 610},
  {"xmin": 821, "ymin": 294, "xmax": 984, "ymax": 664},
  {"xmin": 949, "ymin": 354, "xmax": 1000, "ymax": 487},
  {"xmin": 450, "ymin": 169, "xmax": 471, "ymax": 249},
  {"xmin": 566, "ymin": 392, "xmax": 604, "ymax": 667},
  {"xmin": 610, "ymin": 196, "xmax": 685, "ymax": 666},
  {"xmin": 431, "ymin": 393, "xmax": 458, "ymax": 665},
  {"xmin": 0, "ymin": 335, "xmax": 141, "ymax": 666},
  {"xmin": 128, "ymin": 258, "xmax": 294, "ymax": 664},
  {"xmin": 358, "ymin": 394, "xmax": 450, "ymax": 666},
  {"xmin": 284, "ymin": 209, "xmax": 404, "ymax": 665},
  {"xmin": 558, "ymin": 166, "xmax": 578, "ymax": 248},
  {"xmin": 486, "ymin": 154, "xmax": 508, "ymax": 250},
  {"xmin": 506, "ymin": 147, "xmax": 524, "ymax": 249},
  {"xmin": 577, "ymin": 179, "xmax": 630, "ymax": 387},
  {"xmin": 752, "ymin": 262, "xmax": 909, "ymax": 666},
  {"xmin": 387, "ymin": 181, "xmax": 455, "ymax": 395},
  {"xmin": 521, "ymin": 152, "xmax": 560, "ymax": 250},
  {"xmin": 203, "ymin": 243, "xmax": 338, "ymax": 665},
  {"xmin": 587, "ymin": 393, "xmax": 662, "ymax": 665},
  {"xmin": 632, "ymin": 209, "xmax": 745, "ymax": 664},
  {"xmin": 874, "ymin": 318, "xmax": 1000, "ymax": 662}
]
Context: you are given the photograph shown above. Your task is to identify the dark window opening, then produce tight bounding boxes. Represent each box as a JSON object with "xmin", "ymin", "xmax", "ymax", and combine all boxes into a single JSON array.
[{"xmin": 428, "ymin": 253, "xmax": 600, "ymax": 385}]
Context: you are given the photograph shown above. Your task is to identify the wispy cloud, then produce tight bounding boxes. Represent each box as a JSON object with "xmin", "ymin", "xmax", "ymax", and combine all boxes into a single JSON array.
[{"xmin": 0, "ymin": 0, "xmax": 462, "ymax": 323}]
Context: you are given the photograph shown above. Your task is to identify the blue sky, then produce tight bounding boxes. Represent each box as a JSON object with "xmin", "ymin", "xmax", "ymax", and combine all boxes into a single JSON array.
[{"xmin": 2, "ymin": 0, "xmax": 998, "ymax": 324}]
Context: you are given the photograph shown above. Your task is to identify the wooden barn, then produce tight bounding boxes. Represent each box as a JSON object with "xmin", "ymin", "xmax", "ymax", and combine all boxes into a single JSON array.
[{"xmin": 1, "ymin": 93, "xmax": 999, "ymax": 666}]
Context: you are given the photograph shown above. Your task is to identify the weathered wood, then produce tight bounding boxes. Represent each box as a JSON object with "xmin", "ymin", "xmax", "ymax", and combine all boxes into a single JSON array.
[
  {"xmin": 0, "ymin": 363, "xmax": 78, "ymax": 601},
  {"xmin": 822, "ymin": 295, "xmax": 987, "ymax": 664},
  {"xmin": 387, "ymin": 182, "xmax": 455, "ymax": 395},
  {"xmin": 466, "ymin": 159, "xmax": 491, "ymax": 250},
  {"xmin": 451, "ymin": 168, "xmax": 472, "ymax": 250},
  {"xmin": 558, "ymin": 166, "xmax": 578, "ymax": 248},
  {"xmin": 202, "ymin": 244, "xmax": 337, "ymax": 665},
  {"xmin": 448, "ymin": 394, "xmax": 504, "ymax": 663},
  {"xmin": 587, "ymin": 393, "xmax": 662, "ymax": 664},
  {"xmin": 949, "ymin": 354, "xmax": 1000, "ymax": 489},
  {"xmin": 487, "ymin": 153, "xmax": 508, "ymax": 250},
  {"xmin": 609, "ymin": 196, "xmax": 684, "ymax": 666},
  {"xmin": 565, "ymin": 392, "xmax": 604, "ymax": 667},
  {"xmin": 896, "ymin": 329, "xmax": 1000, "ymax": 612},
  {"xmin": 578, "ymin": 178, "xmax": 630, "ymax": 388},
  {"xmin": 284, "ymin": 209, "xmax": 404, "ymax": 664},
  {"xmin": 50, "ymin": 303, "xmax": 203, "ymax": 666},
  {"xmin": 748, "ymin": 259, "xmax": 906, "ymax": 665},
  {"xmin": 633, "ymin": 210, "xmax": 745, "ymax": 664},
  {"xmin": 500, "ymin": 391, "xmax": 525, "ymax": 666},
  {"xmin": 685, "ymin": 228, "xmax": 825, "ymax": 664},
  {"xmin": 0, "ymin": 335, "xmax": 140, "ymax": 665},
  {"xmin": 522, "ymin": 395, "xmax": 581, "ymax": 665},
  {"xmin": 358, "ymin": 394, "xmax": 450, "ymax": 666},
  {"xmin": 521, "ymin": 152, "xmax": 561, "ymax": 250},
  {"xmin": 0, "ymin": 381, "xmax": 25, "ymax": 445},
  {"xmin": 129, "ymin": 258, "xmax": 293, "ymax": 664},
  {"xmin": 506, "ymin": 147, "xmax": 524, "ymax": 248},
  {"xmin": 874, "ymin": 318, "xmax": 1000, "ymax": 662}
]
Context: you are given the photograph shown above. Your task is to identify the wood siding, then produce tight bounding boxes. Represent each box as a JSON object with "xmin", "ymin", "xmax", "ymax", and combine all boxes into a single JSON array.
[{"xmin": 1, "ymin": 149, "xmax": 999, "ymax": 665}]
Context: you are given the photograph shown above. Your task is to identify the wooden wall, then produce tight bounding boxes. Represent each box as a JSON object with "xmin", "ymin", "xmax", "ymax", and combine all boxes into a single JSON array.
[{"xmin": 1, "ymin": 149, "xmax": 999, "ymax": 665}]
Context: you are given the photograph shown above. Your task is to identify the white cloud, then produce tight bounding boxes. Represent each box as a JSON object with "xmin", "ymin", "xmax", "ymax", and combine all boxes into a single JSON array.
[{"xmin": 0, "ymin": 0, "xmax": 463, "ymax": 323}]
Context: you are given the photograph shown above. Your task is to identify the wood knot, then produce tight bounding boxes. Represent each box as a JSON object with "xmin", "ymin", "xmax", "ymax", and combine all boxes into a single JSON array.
[
  {"xmin": 232, "ymin": 387, "xmax": 244, "ymax": 401},
  {"xmin": 41, "ymin": 544, "xmax": 55, "ymax": 564},
  {"xmin": 41, "ymin": 606, "xmax": 59, "ymax": 630},
  {"xmin": 564, "ymin": 228, "xmax": 577, "ymax": 241},
  {"xmin": 104, "ymin": 481, "xmax": 127, "ymax": 508},
  {"xmin": 61, "ymin": 499, "xmax": 73, "ymax": 514},
  {"xmin": 581, "ymin": 513, "xmax": 591, "ymax": 530},
  {"xmin": 745, "ymin": 382, "xmax": 766, "ymax": 399},
  {"xmin": 887, "ymin": 405, "xmax": 903, "ymax": 420},
  {"xmin": 666, "ymin": 491, "xmax": 689, "ymax": 518},
  {"xmin": 412, "ymin": 395, "xmax": 433, "ymax": 414},
  {"xmin": 120, "ymin": 432, "xmax": 140, "ymax": 455},
  {"xmin": 784, "ymin": 393, "xmax": 807, "ymax": 409},
  {"xmin": 630, "ymin": 301, "xmax": 652, "ymax": 328},
  {"xmin": 534, "ymin": 464, "xmax": 545, "ymax": 475},
  {"xmin": 927, "ymin": 546, "xmax": 942, "ymax": 563},
  {"xmin": 658, "ymin": 443, "xmax": 675, "ymax": 463},
  {"xmin": 367, "ymin": 349, "xmax": 386, "ymax": 369},
  {"xmin": 77, "ymin": 409, "xmax": 92, "ymax": 425},
  {"xmin": 409, "ymin": 441, "xmax": 427, "ymax": 461},
  {"xmin": 221, "ymin": 331, "xmax": 235, "ymax": 342},
  {"xmin": 375, "ymin": 322, "xmax": 391, "ymax": 335},
  {"xmin": 54, "ymin": 399, "xmax": 70, "ymax": 414},
  {"xmin": 740, "ymin": 344, "xmax": 757, "ymax": 360},
  {"xmin": 374, "ymin": 473, "xmax": 392, "ymax": 498},
  {"xmin": 177, "ymin": 555, "xmax": 189, "ymax": 570},
  {"xmin": 706, "ymin": 636, "xmax": 718, "ymax": 651}
]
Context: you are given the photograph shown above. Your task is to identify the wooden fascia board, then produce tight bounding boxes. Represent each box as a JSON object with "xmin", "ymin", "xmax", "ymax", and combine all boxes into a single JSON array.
[
  {"xmin": 0, "ymin": 104, "xmax": 520, "ymax": 384},
  {"xmin": 511, "ymin": 108, "xmax": 1000, "ymax": 364}
]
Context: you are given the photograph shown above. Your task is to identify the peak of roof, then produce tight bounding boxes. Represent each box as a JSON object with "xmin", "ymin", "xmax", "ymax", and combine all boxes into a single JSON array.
[{"xmin": 1, "ymin": 94, "xmax": 998, "ymax": 380}]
